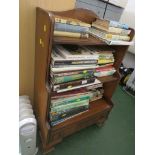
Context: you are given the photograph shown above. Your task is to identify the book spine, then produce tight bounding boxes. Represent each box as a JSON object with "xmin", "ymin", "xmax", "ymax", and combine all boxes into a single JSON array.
[
  {"xmin": 94, "ymin": 70, "xmax": 116, "ymax": 77},
  {"xmin": 54, "ymin": 60, "xmax": 97, "ymax": 65},
  {"xmin": 109, "ymin": 21, "xmax": 129, "ymax": 30},
  {"xmin": 53, "ymin": 69, "xmax": 95, "ymax": 77},
  {"xmin": 53, "ymin": 73, "xmax": 94, "ymax": 84},
  {"xmin": 108, "ymin": 27, "xmax": 131, "ymax": 35},
  {"xmin": 54, "ymin": 23, "xmax": 89, "ymax": 33},
  {"xmin": 105, "ymin": 34, "xmax": 130, "ymax": 41},
  {"xmin": 50, "ymin": 106, "xmax": 89, "ymax": 122},
  {"xmin": 54, "ymin": 16, "xmax": 91, "ymax": 27},
  {"xmin": 53, "ymin": 78, "xmax": 95, "ymax": 91},
  {"xmin": 98, "ymin": 58, "xmax": 114, "ymax": 64},
  {"xmin": 51, "ymin": 99, "xmax": 89, "ymax": 112},
  {"xmin": 54, "ymin": 31, "xmax": 89, "ymax": 38},
  {"xmin": 50, "ymin": 108, "xmax": 88, "ymax": 126},
  {"xmin": 51, "ymin": 95, "xmax": 91, "ymax": 107}
]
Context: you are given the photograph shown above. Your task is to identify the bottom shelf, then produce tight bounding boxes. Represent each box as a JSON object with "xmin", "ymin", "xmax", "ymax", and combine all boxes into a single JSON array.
[{"xmin": 50, "ymin": 99, "xmax": 112, "ymax": 131}]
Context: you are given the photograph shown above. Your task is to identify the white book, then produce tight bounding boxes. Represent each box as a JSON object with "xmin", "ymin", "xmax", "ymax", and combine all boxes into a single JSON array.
[
  {"xmin": 51, "ymin": 65, "xmax": 98, "ymax": 73},
  {"xmin": 54, "ymin": 45, "xmax": 98, "ymax": 60},
  {"xmin": 105, "ymin": 39, "xmax": 134, "ymax": 45},
  {"xmin": 56, "ymin": 79, "xmax": 101, "ymax": 93}
]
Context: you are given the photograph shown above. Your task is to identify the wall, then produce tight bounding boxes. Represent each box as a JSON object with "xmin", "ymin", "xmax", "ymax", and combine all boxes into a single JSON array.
[
  {"xmin": 120, "ymin": 0, "xmax": 135, "ymax": 54},
  {"xmin": 19, "ymin": 0, "xmax": 75, "ymax": 101}
]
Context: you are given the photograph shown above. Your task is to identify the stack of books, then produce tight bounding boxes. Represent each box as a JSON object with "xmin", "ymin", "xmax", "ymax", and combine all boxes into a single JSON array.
[
  {"xmin": 49, "ymin": 44, "xmax": 116, "ymax": 126},
  {"xmin": 54, "ymin": 15, "xmax": 91, "ymax": 39},
  {"xmin": 89, "ymin": 19, "xmax": 133, "ymax": 45}
]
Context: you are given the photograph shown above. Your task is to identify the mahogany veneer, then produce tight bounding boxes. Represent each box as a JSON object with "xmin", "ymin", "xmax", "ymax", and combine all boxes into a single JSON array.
[{"xmin": 34, "ymin": 7, "xmax": 134, "ymax": 154}]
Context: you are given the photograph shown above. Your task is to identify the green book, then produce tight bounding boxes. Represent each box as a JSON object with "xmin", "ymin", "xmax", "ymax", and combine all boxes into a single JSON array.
[
  {"xmin": 53, "ymin": 73, "xmax": 93, "ymax": 84},
  {"xmin": 51, "ymin": 99, "xmax": 89, "ymax": 113},
  {"xmin": 51, "ymin": 94, "xmax": 92, "ymax": 107}
]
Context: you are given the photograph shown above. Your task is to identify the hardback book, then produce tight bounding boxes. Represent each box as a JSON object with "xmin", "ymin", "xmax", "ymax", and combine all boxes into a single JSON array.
[
  {"xmin": 89, "ymin": 28, "xmax": 130, "ymax": 41},
  {"xmin": 50, "ymin": 105, "xmax": 89, "ymax": 122},
  {"xmin": 51, "ymin": 68, "xmax": 95, "ymax": 78},
  {"xmin": 56, "ymin": 78, "xmax": 101, "ymax": 93},
  {"xmin": 91, "ymin": 19, "xmax": 129, "ymax": 30},
  {"xmin": 94, "ymin": 69, "xmax": 116, "ymax": 77},
  {"xmin": 52, "ymin": 78, "xmax": 96, "ymax": 91},
  {"xmin": 51, "ymin": 88, "xmax": 89, "ymax": 100},
  {"xmin": 50, "ymin": 99, "xmax": 89, "ymax": 113},
  {"xmin": 54, "ymin": 15, "xmax": 91, "ymax": 28},
  {"xmin": 104, "ymin": 39, "xmax": 134, "ymax": 45},
  {"xmin": 98, "ymin": 58, "xmax": 114, "ymax": 65},
  {"xmin": 54, "ymin": 45, "xmax": 98, "ymax": 60},
  {"xmin": 51, "ymin": 65, "xmax": 98, "ymax": 73},
  {"xmin": 54, "ymin": 22, "xmax": 89, "ymax": 33},
  {"xmin": 52, "ymin": 50, "xmax": 97, "ymax": 66},
  {"xmin": 92, "ymin": 22, "xmax": 131, "ymax": 35},
  {"xmin": 50, "ymin": 108, "xmax": 88, "ymax": 126},
  {"xmin": 54, "ymin": 31, "xmax": 89, "ymax": 38},
  {"xmin": 52, "ymin": 72, "xmax": 94, "ymax": 84},
  {"xmin": 51, "ymin": 94, "xmax": 91, "ymax": 107}
]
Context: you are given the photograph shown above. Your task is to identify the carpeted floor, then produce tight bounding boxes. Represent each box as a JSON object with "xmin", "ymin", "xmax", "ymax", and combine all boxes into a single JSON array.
[{"xmin": 37, "ymin": 86, "xmax": 135, "ymax": 155}]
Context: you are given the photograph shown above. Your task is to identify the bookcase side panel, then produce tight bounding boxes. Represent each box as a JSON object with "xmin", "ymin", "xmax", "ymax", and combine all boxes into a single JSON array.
[{"xmin": 34, "ymin": 7, "xmax": 53, "ymax": 144}]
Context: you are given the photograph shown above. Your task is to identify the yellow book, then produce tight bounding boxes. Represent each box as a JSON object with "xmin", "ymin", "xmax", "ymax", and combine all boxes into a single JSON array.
[
  {"xmin": 54, "ymin": 31, "xmax": 89, "ymax": 38},
  {"xmin": 98, "ymin": 59, "xmax": 114, "ymax": 64},
  {"xmin": 54, "ymin": 15, "xmax": 91, "ymax": 28}
]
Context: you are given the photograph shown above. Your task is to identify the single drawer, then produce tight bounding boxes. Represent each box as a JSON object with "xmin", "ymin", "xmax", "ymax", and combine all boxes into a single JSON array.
[
  {"xmin": 104, "ymin": 9, "xmax": 122, "ymax": 21},
  {"xmin": 77, "ymin": 0, "xmax": 106, "ymax": 9},
  {"xmin": 76, "ymin": 1, "xmax": 105, "ymax": 18}
]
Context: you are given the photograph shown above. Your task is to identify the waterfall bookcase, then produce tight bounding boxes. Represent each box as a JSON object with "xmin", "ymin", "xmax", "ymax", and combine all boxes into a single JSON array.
[{"xmin": 34, "ymin": 7, "xmax": 134, "ymax": 154}]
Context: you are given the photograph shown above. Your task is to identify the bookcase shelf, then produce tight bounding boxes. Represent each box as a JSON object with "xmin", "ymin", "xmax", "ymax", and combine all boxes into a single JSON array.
[
  {"xmin": 51, "ymin": 99, "xmax": 111, "ymax": 131},
  {"xmin": 54, "ymin": 36, "xmax": 106, "ymax": 45},
  {"xmin": 34, "ymin": 7, "xmax": 134, "ymax": 153}
]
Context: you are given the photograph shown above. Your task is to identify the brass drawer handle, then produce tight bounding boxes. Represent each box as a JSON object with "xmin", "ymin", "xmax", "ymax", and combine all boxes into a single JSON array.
[{"xmin": 39, "ymin": 38, "xmax": 44, "ymax": 47}]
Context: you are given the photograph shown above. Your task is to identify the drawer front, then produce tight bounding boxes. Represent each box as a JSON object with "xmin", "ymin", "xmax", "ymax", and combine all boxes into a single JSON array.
[
  {"xmin": 77, "ymin": 0, "xmax": 106, "ymax": 9},
  {"xmin": 104, "ymin": 10, "xmax": 121, "ymax": 21},
  {"xmin": 106, "ymin": 4, "xmax": 124, "ymax": 13},
  {"xmin": 76, "ymin": 1, "xmax": 105, "ymax": 18}
]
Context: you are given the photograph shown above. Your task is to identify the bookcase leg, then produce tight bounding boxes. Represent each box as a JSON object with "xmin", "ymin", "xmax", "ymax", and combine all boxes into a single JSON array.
[
  {"xmin": 96, "ymin": 119, "xmax": 106, "ymax": 128},
  {"xmin": 41, "ymin": 143, "xmax": 55, "ymax": 155}
]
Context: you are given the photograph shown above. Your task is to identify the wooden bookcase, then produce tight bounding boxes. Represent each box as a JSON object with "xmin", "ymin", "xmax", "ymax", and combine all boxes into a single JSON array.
[{"xmin": 34, "ymin": 7, "xmax": 134, "ymax": 153}]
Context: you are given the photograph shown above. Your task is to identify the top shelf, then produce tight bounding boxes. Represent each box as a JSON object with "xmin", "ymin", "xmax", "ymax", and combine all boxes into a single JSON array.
[{"xmin": 53, "ymin": 35, "xmax": 107, "ymax": 46}]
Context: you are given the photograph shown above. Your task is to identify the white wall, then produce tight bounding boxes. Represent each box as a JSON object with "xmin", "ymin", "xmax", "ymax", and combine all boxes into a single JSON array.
[{"xmin": 120, "ymin": 0, "xmax": 135, "ymax": 54}]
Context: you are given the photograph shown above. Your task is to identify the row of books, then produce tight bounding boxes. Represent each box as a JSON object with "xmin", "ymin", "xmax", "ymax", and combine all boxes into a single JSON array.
[
  {"xmin": 54, "ymin": 15, "xmax": 90, "ymax": 39},
  {"xmin": 89, "ymin": 19, "xmax": 132, "ymax": 45},
  {"xmin": 49, "ymin": 44, "xmax": 116, "ymax": 126},
  {"xmin": 53, "ymin": 15, "xmax": 133, "ymax": 45},
  {"xmin": 50, "ymin": 83, "xmax": 103, "ymax": 126}
]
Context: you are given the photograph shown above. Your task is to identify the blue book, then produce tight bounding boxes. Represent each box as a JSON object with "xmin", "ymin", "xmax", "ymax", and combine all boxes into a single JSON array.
[
  {"xmin": 54, "ymin": 23, "xmax": 89, "ymax": 33},
  {"xmin": 110, "ymin": 20, "xmax": 129, "ymax": 30}
]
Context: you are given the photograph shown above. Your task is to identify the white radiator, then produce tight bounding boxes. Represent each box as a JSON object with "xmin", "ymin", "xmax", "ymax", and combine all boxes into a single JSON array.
[{"xmin": 19, "ymin": 96, "xmax": 38, "ymax": 155}]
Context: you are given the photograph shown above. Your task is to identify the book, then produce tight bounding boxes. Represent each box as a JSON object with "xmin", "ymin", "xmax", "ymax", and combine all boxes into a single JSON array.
[
  {"xmin": 54, "ymin": 45, "xmax": 98, "ymax": 60},
  {"xmin": 50, "ymin": 105, "xmax": 89, "ymax": 122},
  {"xmin": 104, "ymin": 39, "xmax": 134, "ymax": 45},
  {"xmin": 50, "ymin": 99, "xmax": 89, "ymax": 113},
  {"xmin": 92, "ymin": 19, "xmax": 129, "ymax": 31},
  {"xmin": 52, "ymin": 50, "xmax": 97, "ymax": 65},
  {"xmin": 54, "ymin": 22, "xmax": 89, "ymax": 33},
  {"xmin": 52, "ymin": 72, "xmax": 94, "ymax": 84},
  {"xmin": 56, "ymin": 78, "xmax": 101, "ymax": 93},
  {"xmin": 51, "ymin": 69, "xmax": 95, "ymax": 78},
  {"xmin": 51, "ymin": 88, "xmax": 89, "ymax": 100},
  {"xmin": 94, "ymin": 69, "xmax": 116, "ymax": 77},
  {"xmin": 89, "ymin": 28, "xmax": 130, "ymax": 41},
  {"xmin": 51, "ymin": 63, "xmax": 113, "ymax": 73},
  {"xmin": 92, "ymin": 22, "xmax": 131, "ymax": 35},
  {"xmin": 51, "ymin": 94, "xmax": 91, "ymax": 107},
  {"xmin": 52, "ymin": 78, "xmax": 96, "ymax": 91},
  {"xmin": 50, "ymin": 109, "xmax": 88, "ymax": 126},
  {"xmin": 54, "ymin": 15, "xmax": 91, "ymax": 28},
  {"xmin": 54, "ymin": 31, "xmax": 89, "ymax": 38}
]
